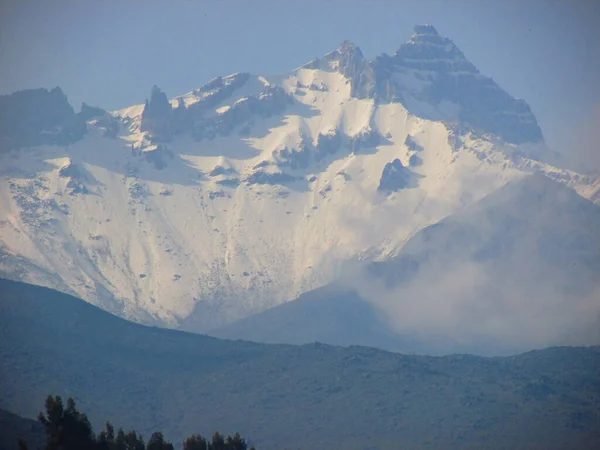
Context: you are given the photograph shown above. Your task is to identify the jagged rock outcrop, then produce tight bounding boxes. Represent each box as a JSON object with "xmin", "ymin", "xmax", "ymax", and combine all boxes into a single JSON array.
[
  {"xmin": 350, "ymin": 127, "xmax": 380, "ymax": 151},
  {"xmin": 79, "ymin": 103, "xmax": 106, "ymax": 121},
  {"xmin": 136, "ymin": 75, "xmax": 289, "ymax": 144},
  {"xmin": 209, "ymin": 165, "xmax": 237, "ymax": 177},
  {"xmin": 304, "ymin": 41, "xmax": 377, "ymax": 99},
  {"xmin": 188, "ymin": 73, "xmax": 251, "ymax": 114},
  {"xmin": 144, "ymin": 145, "xmax": 174, "ymax": 170},
  {"xmin": 192, "ymin": 85, "xmax": 292, "ymax": 141},
  {"xmin": 315, "ymin": 129, "xmax": 342, "ymax": 160},
  {"xmin": 245, "ymin": 170, "xmax": 296, "ymax": 186},
  {"xmin": 78, "ymin": 103, "xmax": 120, "ymax": 138},
  {"xmin": 404, "ymin": 135, "xmax": 423, "ymax": 152},
  {"xmin": 58, "ymin": 162, "xmax": 91, "ymax": 195},
  {"xmin": 408, "ymin": 153, "xmax": 422, "ymax": 167},
  {"xmin": 216, "ymin": 178, "xmax": 241, "ymax": 188},
  {"xmin": 0, "ymin": 87, "xmax": 87, "ymax": 150},
  {"xmin": 378, "ymin": 159, "xmax": 410, "ymax": 193},
  {"xmin": 141, "ymin": 86, "xmax": 173, "ymax": 142},
  {"xmin": 273, "ymin": 144, "xmax": 310, "ymax": 170}
]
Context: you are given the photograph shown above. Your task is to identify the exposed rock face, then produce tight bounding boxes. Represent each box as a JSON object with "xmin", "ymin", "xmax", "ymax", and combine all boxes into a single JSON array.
[
  {"xmin": 273, "ymin": 144, "xmax": 310, "ymax": 170},
  {"xmin": 192, "ymin": 85, "xmax": 292, "ymax": 141},
  {"xmin": 350, "ymin": 127, "xmax": 380, "ymax": 151},
  {"xmin": 245, "ymin": 170, "xmax": 296, "ymax": 186},
  {"xmin": 272, "ymin": 128, "xmax": 348, "ymax": 169},
  {"xmin": 404, "ymin": 135, "xmax": 423, "ymax": 152},
  {"xmin": 58, "ymin": 162, "xmax": 91, "ymax": 195},
  {"xmin": 188, "ymin": 73, "xmax": 251, "ymax": 114},
  {"xmin": 375, "ymin": 25, "xmax": 543, "ymax": 144},
  {"xmin": 408, "ymin": 153, "xmax": 422, "ymax": 167},
  {"xmin": 136, "ymin": 74, "xmax": 293, "ymax": 146},
  {"xmin": 79, "ymin": 103, "xmax": 106, "ymax": 121},
  {"xmin": 305, "ymin": 41, "xmax": 377, "ymax": 99},
  {"xmin": 144, "ymin": 145, "xmax": 173, "ymax": 170},
  {"xmin": 98, "ymin": 116, "xmax": 120, "ymax": 139},
  {"xmin": 58, "ymin": 162, "xmax": 81, "ymax": 179},
  {"xmin": 327, "ymin": 41, "xmax": 377, "ymax": 99},
  {"xmin": 315, "ymin": 129, "xmax": 342, "ymax": 160},
  {"xmin": 209, "ymin": 165, "xmax": 237, "ymax": 177},
  {"xmin": 141, "ymin": 86, "xmax": 173, "ymax": 141},
  {"xmin": 312, "ymin": 26, "xmax": 543, "ymax": 145},
  {"xmin": 394, "ymin": 25, "xmax": 477, "ymax": 73},
  {"xmin": 216, "ymin": 178, "xmax": 241, "ymax": 188},
  {"xmin": 79, "ymin": 103, "xmax": 120, "ymax": 138},
  {"xmin": 378, "ymin": 159, "xmax": 410, "ymax": 193},
  {"xmin": 0, "ymin": 87, "xmax": 87, "ymax": 150}
]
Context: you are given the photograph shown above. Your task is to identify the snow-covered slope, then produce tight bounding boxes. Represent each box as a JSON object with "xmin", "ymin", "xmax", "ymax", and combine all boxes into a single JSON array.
[{"xmin": 0, "ymin": 25, "xmax": 598, "ymax": 331}]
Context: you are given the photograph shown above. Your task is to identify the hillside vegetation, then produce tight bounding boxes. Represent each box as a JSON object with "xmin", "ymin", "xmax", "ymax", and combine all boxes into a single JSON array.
[{"xmin": 1, "ymin": 279, "xmax": 600, "ymax": 449}]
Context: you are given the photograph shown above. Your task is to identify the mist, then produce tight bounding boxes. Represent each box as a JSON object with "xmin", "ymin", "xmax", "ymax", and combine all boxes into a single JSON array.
[
  {"xmin": 343, "ymin": 259, "xmax": 600, "ymax": 356},
  {"xmin": 337, "ymin": 174, "xmax": 600, "ymax": 356}
]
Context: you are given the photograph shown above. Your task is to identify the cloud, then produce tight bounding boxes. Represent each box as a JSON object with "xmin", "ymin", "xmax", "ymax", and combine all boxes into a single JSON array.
[
  {"xmin": 343, "ymin": 256, "xmax": 600, "ymax": 355},
  {"xmin": 336, "ymin": 177, "xmax": 600, "ymax": 356}
]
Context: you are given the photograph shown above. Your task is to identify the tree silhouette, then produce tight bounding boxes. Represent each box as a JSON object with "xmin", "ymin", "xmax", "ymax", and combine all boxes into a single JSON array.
[
  {"xmin": 146, "ymin": 432, "xmax": 174, "ymax": 450},
  {"xmin": 183, "ymin": 435, "xmax": 208, "ymax": 450},
  {"xmin": 27, "ymin": 395, "xmax": 256, "ymax": 450},
  {"xmin": 38, "ymin": 395, "xmax": 94, "ymax": 450}
]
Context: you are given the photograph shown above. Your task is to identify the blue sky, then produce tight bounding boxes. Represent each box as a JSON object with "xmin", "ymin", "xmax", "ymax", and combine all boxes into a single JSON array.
[{"xmin": 1, "ymin": 0, "xmax": 598, "ymax": 156}]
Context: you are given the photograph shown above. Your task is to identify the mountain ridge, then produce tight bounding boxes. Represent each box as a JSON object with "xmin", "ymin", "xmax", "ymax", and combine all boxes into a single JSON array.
[{"xmin": 2, "ymin": 278, "xmax": 600, "ymax": 449}]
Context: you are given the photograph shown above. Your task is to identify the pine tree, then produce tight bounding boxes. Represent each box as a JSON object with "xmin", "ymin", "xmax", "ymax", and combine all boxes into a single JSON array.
[
  {"xmin": 29, "ymin": 394, "xmax": 256, "ymax": 450},
  {"xmin": 97, "ymin": 422, "xmax": 116, "ymax": 450},
  {"xmin": 210, "ymin": 432, "xmax": 226, "ymax": 450},
  {"xmin": 227, "ymin": 432, "xmax": 249, "ymax": 450},
  {"xmin": 124, "ymin": 431, "xmax": 145, "ymax": 450},
  {"xmin": 38, "ymin": 395, "xmax": 95, "ymax": 450},
  {"xmin": 182, "ymin": 434, "xmax": 208, "ymax": 450},
  {"xmin": 146, "ymin": 432, "xmax": 174, "ymax": 450}
]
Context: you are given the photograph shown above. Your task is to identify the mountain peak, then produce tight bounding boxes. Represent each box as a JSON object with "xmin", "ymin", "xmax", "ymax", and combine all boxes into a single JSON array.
[
  {"xmin": 413, "ymin": 24, "xmax": 438, "ymax": 36},
  {"xmin": 377, "ymin": 24, "xmax": 544, "ymax": 144},
  {"xmin": 326, "ymin": 40, "xmax": 365, "ymax": 67},
  {"xmin": 395, "ymin": 26, "xmax": 475, "ymax": 73},
  {"xmin": 338, "ymin": 40, "xmax": 362, "ymax": 56}
]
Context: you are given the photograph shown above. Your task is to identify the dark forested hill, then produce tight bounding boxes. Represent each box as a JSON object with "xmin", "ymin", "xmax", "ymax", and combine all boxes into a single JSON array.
[
  {"xmin": 0, "ymin": 409, "xmax": 43, "ymax": 450},
  {"xmin": 1, "ymin": 279, "xmax": 599, "ymax": 450}
]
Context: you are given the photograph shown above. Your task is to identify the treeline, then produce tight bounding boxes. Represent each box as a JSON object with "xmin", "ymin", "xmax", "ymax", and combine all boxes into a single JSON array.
[{"xmin": 19, "ymin": 395, "xmax": 255, "ymax": 450}]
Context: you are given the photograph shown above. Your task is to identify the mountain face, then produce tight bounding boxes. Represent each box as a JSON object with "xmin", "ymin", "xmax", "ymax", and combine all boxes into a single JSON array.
[
  {"xmin": 0, "ymin": 25, "xmax": 598, "ymax": 337},
  {"xmin": 376, "ymin": 25, "xmax": 543, "ymax": 144},
  {"xmin": 2, "ymin": 280, "xmax": 600, "ymax": 450},
  {"xmin": 213, "ymin": 174, "xmax": 600, "ymax": 355}
]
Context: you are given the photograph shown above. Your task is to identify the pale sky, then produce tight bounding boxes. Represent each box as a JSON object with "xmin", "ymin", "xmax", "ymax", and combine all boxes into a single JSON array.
[{"xmin": 1, "ymin": 0, "xmax": 599, "ymax": 157}]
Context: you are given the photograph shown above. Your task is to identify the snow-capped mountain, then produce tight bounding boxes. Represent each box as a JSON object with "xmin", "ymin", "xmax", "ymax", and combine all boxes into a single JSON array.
[{"xmin": 1, "ymin": 25, "xmax": 598, "ymax": 332}]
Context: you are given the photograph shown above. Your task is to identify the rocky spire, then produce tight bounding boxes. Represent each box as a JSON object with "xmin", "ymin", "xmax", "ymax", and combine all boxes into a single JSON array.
[
  {"xmin": 141, "ymin": 86, "xmax": 173, "ymax": 141},
  {"xmin": 323, "ymin": 41, "xmax": 377, "ymax": 99},
  {"xmin": 413, "ymin": 24, "xmax": 439, "ymax": 35}
]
